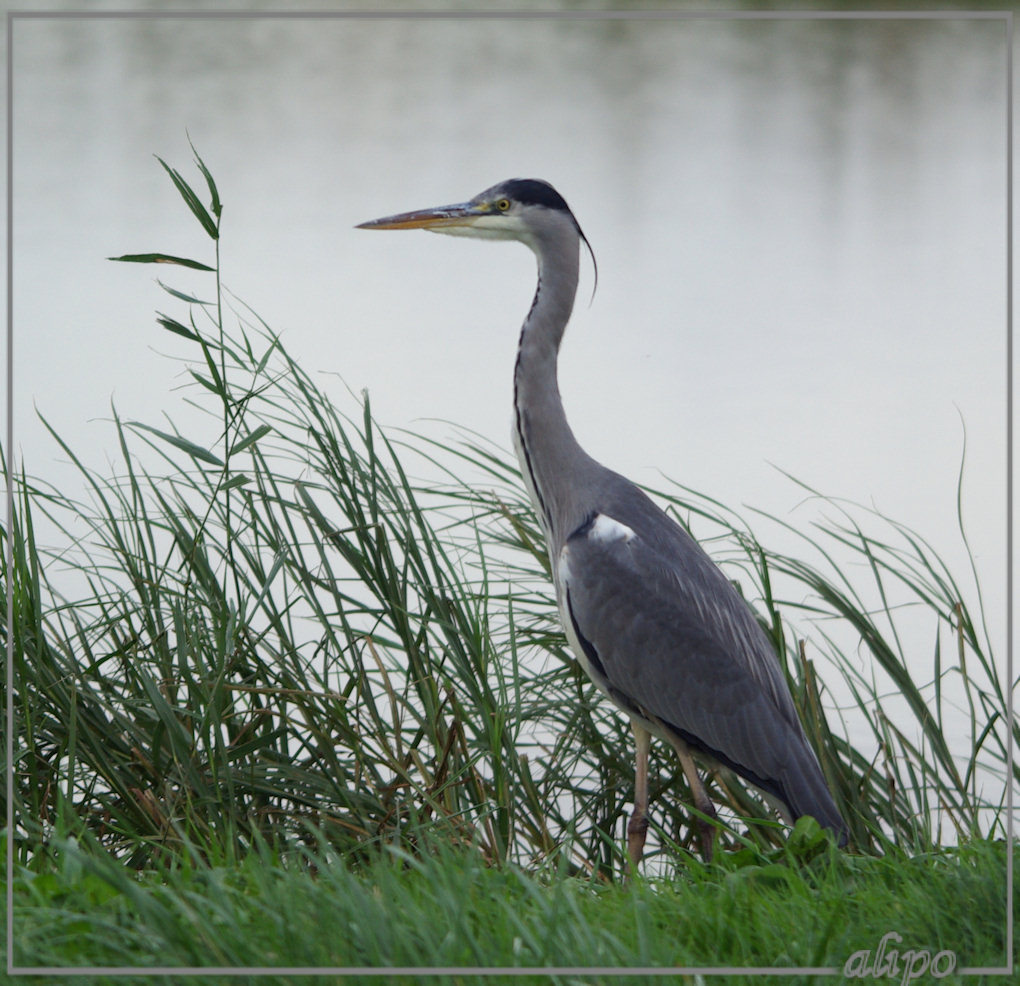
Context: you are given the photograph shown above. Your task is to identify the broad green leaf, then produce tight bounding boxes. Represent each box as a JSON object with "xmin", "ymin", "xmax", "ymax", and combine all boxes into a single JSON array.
[
  {"xmin": 155, "ymin": 155, "xmax": 219, "ymax": 240},
  {"xmin": 109, "ymin": 253, "xmax": 214, "ymax": 271},
  {"xmin": 256, "ymin": 336, "xmax": 281, "ymax": 375},
  {"xmin": 230, "ymin": 424, "xmax": 272, "ymax": 455},
  {"xmin": 157, "ymin": 315, "xmax": 200, "ymax": 342},
  {"xmin": 220, "ymin": 474, "xmax": 251, "ymax": 491},
  {"xmin": 189, "ymin": 369, "xmax": 222, "ymax": 395},
  {"xmin": 128, "ymin": 421, "xmax": 224, "ymax": 466},
  {"xmin": 189, "ymin": 135, "xmax": 222, "ymax": 218}
]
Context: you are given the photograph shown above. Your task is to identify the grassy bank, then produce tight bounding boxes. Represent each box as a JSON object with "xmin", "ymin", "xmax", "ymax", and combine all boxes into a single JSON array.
[{"xmin": 8, "ymin": 832, "xmax": 1014, "ymax": 982}]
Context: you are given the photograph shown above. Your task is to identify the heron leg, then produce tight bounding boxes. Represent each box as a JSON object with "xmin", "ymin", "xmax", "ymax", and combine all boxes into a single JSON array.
[
  {"xmin": 626, "ymin": 722, "xmax": 651, "ymax": 877},
  {"xmin": 670, "ymin": 740, "xmax": 717, "ymax": 862}
]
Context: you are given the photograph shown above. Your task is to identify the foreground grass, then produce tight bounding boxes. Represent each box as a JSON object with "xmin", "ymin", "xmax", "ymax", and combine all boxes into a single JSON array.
[{"xmin": 7, "ymin": 835, "xmax": 1014, "ymax": 983}]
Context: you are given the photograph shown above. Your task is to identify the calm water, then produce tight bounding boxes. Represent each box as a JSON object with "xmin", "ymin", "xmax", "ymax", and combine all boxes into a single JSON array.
[{"xmin": 9, "ymin": 9, "xmax": 1009, "ymax": 777}]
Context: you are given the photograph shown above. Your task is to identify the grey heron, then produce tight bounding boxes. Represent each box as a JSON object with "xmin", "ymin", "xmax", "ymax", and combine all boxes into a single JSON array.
[{"xmin": 358, "ymin": 179, "xmax": 848, "ymax": 866}]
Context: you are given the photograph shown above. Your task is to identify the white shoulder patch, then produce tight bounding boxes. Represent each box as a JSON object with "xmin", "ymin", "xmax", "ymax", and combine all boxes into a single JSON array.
[
  {"xmin": 588, "ymin": 513, "xmax": 636, "ymax": 544},
  {"xmin": 558, "ymin": 513, "xmax": 635, "ymax": 591}
]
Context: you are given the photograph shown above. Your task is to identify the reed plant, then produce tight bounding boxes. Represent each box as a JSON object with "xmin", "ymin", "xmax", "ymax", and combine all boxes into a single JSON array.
[{"xmin": 4, "ymin": 149, "xmax": 1011, "ymax": 882}]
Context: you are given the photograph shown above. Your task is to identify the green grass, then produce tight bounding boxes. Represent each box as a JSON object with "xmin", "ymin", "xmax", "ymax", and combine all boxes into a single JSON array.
[
  {"xmin": 3, "ymin": 147, "xmax": 1015, "ymax": 980},
  {"xmin": 7, "ymin": 832, "xmax": 1014, "ymax": 983}
]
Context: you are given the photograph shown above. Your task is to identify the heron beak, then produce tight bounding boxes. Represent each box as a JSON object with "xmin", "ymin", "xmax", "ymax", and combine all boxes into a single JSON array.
[{"xmin": 356, "ymin": 202, "xmax": 485, "ymax": 231}]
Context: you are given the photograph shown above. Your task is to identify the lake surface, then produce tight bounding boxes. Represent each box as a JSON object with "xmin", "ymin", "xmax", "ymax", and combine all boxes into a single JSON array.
[{"xmin": 9, "ymin": 7, "xmax": 1010, "ymax": 783}]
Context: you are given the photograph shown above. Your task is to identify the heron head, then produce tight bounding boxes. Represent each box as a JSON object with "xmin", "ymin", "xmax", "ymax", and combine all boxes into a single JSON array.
[{"xmin": 357, "ymin": 178, "xmax": 596, "ymax": 287}]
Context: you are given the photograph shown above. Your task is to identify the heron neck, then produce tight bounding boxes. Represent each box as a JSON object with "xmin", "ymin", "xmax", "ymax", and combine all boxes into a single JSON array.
[{"xmin": 513, "ymin": 236, "xmax": 593, "ymax": 543}]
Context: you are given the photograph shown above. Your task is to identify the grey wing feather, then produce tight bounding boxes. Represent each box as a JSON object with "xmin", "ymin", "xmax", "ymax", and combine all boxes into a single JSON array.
[{"xmin": 559, "ymin": 484, "xmax": 845, "ymax": 837}]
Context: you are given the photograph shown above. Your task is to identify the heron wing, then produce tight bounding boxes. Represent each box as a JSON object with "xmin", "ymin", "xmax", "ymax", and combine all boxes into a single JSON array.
[{"xmin": 556, "ymin": 490, "xmax": 835, "ymax": 820}]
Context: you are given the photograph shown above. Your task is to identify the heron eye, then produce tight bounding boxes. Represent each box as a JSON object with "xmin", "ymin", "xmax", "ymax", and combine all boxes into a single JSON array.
[{"xmin": 496, "ymin": 198, "xmax": 511, "ymax": 212}]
